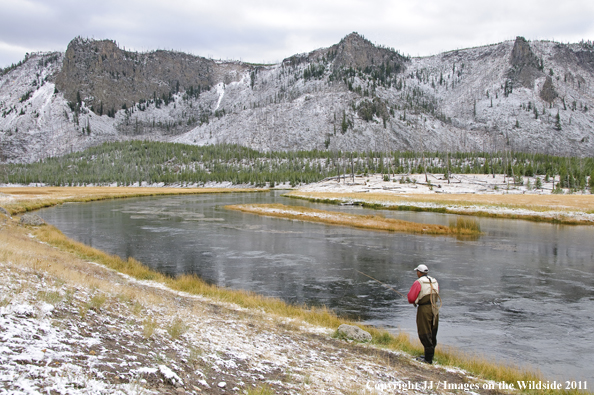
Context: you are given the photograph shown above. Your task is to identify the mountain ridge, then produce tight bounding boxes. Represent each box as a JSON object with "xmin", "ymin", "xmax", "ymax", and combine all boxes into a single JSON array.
[{"xmin": 1, "ymin": 33, "xmax": 593, "ymax": 163}]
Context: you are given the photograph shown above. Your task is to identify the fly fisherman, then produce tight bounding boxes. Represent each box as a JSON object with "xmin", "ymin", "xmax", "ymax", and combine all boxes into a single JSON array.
[{"xmin": 407, "ymin": 264, "xmax": 440, "ymax": 364}]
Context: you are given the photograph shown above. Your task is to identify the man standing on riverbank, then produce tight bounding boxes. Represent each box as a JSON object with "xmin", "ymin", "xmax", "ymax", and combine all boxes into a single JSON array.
[{"xmin": 407, "ymin": 264, "xmax": 440, "ymax": 364}]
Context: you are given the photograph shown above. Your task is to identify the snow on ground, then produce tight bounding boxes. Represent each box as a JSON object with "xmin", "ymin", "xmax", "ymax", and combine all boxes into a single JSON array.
[
  {"xmin": 299, "ymin": 173, "xmax": 559, "ymax": 195},
  {"xmin": 0, "ymin": 216, "xmax": 500, "ymax": 394},
  {"xmin": 242, "ymin": 206, "xmax": 337, "ymax": 221},
  {"xmin": 295, "ymin": 173, "xmax": 594, "ymax": 224}
]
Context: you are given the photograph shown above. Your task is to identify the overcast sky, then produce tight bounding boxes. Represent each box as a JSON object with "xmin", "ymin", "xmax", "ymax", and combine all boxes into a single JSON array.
[{"xmin": 1, "ymin": 0, "xmax": 594, "ymax": 68}]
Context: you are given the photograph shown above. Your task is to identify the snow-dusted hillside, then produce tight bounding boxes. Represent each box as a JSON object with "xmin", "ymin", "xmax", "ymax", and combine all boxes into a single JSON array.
[
  {"xmin": 1, "ymin": 33, "xmax": 594, "ymax": 163},
  {"xmin": 0, "ymin": 52, "xmax": 122, "ymax": 163}
]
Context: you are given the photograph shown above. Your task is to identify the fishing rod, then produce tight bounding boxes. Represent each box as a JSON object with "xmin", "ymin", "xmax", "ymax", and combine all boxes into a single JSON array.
[{"xmin": 354, "ymin": 269, "xmax": 407, "ymax": 298}]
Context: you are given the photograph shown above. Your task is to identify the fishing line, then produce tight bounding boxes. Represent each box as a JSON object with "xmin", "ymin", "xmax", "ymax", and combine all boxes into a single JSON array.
[{"xmin": 354, "ymin": 269, "xmax": 407, "ymax": 298}]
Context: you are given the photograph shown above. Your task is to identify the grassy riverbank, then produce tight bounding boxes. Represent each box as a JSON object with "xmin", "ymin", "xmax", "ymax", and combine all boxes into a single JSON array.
[
  {"xmin": 286, "ymin": 190, "xmax": 594, "ymax": 225},
  {"xmin": 0, "ymin": 186, "xmax": 265, "ymax": 216},
  {"xmin": 0, "ymin": 187, "xmax": 584, "ymax": 393},
  {"xmin": 225, "ymin": 203, "xmax": 481, "ymax": 236}
]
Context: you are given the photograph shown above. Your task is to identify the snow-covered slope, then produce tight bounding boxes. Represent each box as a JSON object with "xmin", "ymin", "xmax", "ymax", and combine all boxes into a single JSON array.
[
  {"xmin": 0, "ymin": 52, "xmax": 121, "ymax": 163},
  {"xmin": 1, "ymin": 34, "xmax": 594, "ymax": 163}
]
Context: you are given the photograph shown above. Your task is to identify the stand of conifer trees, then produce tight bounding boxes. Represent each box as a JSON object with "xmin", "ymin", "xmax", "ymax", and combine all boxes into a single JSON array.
[{"xmin": 2, "ymin": 141, "xmax": 592, "ymax": 192}]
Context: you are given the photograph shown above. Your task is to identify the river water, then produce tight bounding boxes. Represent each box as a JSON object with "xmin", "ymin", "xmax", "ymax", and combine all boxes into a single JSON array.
[{"xmin": 38, "ymin": 191, "xmax": 594, "ymax": 383}]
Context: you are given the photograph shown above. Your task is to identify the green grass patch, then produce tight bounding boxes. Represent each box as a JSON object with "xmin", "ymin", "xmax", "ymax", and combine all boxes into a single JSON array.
[
  {"xmin": 37, "ymin": 290, "xmax": 63, "ymax": 304},
  {"xmin": 245, "ymin": 384, "xmax": 276, "ymax": 395}
]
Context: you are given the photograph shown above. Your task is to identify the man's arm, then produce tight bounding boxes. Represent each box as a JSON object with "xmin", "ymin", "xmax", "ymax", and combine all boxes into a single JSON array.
[{"xmin": 407, "ymin": 281, "xmax": 420, "ymax": 304}]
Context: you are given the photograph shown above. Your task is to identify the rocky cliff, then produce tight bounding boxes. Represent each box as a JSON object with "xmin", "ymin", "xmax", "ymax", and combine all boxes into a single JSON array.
[
  {"xmin": 1, "ymin": 33, "xmax": 593, "ymax": 163},
  {"xmin": 55, "ymin": 37, "xmax": 248, "ymax": 117}
]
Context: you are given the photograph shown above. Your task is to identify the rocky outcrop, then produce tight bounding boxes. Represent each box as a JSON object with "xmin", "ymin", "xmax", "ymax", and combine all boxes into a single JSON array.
[
  {"xmin": 507, "ymin": 36, "xmax": 544, "ymax": 88},
  {"xmin": 574, "ymin": 43, "xmax": 594, "ymax": 73},
  {"xmin": 283, "ymin": 32, "xmax": 407, "ymax": 77},
  {"xmin": 55, "ymin": 37, "xmax": 249, "ymax": 115},
  {"xmin": 540, "ymin": 76, "xmax": 558, "ymax": 103},
  {"xmin": 331, "ymin": 32, "xmax": 407, "ymax": 73}
]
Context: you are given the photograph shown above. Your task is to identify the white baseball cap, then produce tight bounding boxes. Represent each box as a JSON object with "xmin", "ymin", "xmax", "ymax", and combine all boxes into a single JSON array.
[{"xmin": 414, "ymin": 264, "xmax": 429, "ymax": 273}]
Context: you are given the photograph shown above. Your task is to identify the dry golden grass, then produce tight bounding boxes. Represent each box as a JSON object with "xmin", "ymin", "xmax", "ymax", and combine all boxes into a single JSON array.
[
  {"xmin": 287, "ymin": 191, "xmax": 594, "ymax": 212},
  {"xmin": 37, "ymin": 290, "xmax": 64, "ymax": 304},
  {"xmin": 225, "ymin": 203, "xmax": 481, "ymax": 236},
  {"xmin": 88, "ymin": 293, "xmax": 108, "ymax": 311},
  {"xmin": 286, "ymin": 191, "xmax": 594, "ymax": 225},
  {"xmin": 143, "ymin": 317, "xmax": 159, "ymax": 339},
  {"xmin": 166, "ymin": 317, "xmax": 189, "ymax": 339},
  {"xmin": 0, "ymin": 186, "xmax": 266, "ymax": 216}
]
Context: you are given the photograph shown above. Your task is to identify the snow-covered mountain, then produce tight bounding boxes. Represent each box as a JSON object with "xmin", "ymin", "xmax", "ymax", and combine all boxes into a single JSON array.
[{"xmin": 1, "ymin": 33, "xmax": 594, "ymax": 163}]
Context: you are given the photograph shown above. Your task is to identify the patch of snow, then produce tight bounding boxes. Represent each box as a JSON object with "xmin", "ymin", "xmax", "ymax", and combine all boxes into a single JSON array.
[
  {"xmin": 158, "ymin": 364, "xmax": 183, "ymax": 386},
  {"xmin": 213, "ymin": 82, "xmax": 225, "ymax": 111}
]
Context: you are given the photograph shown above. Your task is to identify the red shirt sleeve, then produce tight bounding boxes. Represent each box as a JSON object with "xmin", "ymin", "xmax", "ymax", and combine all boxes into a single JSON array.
[{"xmin": 407, "ymin": 281, "xmax": 420, "ymax": 304}]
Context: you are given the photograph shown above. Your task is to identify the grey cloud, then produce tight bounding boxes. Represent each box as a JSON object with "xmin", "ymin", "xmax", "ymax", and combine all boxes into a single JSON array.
[{"xmin": 1, "ymin": 0, "xmax": 593, "ymax": 68}]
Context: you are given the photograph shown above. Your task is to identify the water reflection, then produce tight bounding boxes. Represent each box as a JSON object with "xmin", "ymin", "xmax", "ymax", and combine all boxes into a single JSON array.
[{"xmin": 38, "ymin": 192, "xmax": 594, "ymax": 382}]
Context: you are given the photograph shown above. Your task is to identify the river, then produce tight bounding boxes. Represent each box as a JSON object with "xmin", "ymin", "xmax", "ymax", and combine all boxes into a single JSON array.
[{"xmin": 38, "ymin": 191, "xmax": 594, "ymax": 383}]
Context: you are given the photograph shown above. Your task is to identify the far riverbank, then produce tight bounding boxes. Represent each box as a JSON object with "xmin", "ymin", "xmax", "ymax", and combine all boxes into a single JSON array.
[{"xmin": 289, "ymin": 173, "xmax": 594, "ymax": 225}]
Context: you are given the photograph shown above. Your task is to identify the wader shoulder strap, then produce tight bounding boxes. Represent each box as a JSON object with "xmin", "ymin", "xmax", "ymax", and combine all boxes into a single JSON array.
[{"xmin": 428, "ymin": 278, "xmax": 442, "ymax": 326}]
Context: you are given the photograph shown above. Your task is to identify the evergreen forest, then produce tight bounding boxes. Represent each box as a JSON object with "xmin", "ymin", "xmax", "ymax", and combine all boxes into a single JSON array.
[{"xmin": 2, "ymin": 141, "xmax": 593, "ymax": 192}]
